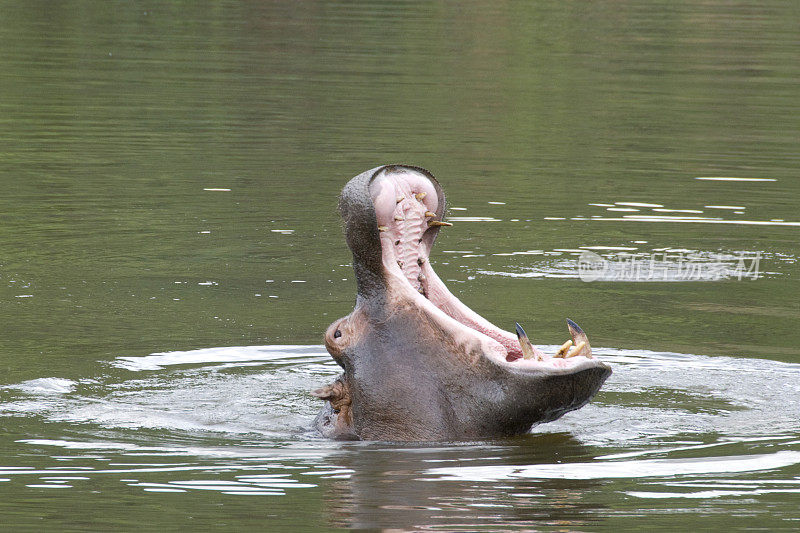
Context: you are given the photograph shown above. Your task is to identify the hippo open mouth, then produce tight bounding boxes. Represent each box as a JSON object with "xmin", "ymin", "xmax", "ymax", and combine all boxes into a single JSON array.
[
  {"xmin": 315, "ymin": 165, "xmax": 611, "ymax": 441},
  {"xmin": 369, "ymin": 166, "xmax": 596, "ymax": 368}
]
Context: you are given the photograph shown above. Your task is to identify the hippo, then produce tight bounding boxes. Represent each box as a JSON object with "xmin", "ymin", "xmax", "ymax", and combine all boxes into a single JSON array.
[{"xmin": 314, "ymin": 165, "xmax": 611, "ymax": 441}]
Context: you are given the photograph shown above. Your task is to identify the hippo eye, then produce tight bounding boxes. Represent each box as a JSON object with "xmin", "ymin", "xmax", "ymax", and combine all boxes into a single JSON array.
[
  {"xmin": 334, "ymin": 329, "xmax": 342, "ymax": 338},
  {"xmin": 333, "ymin": 409, "xmax": 340, "ymax": 414}
]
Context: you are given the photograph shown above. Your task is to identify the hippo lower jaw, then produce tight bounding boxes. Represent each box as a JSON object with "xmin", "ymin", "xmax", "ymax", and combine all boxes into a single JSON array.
[
  {"xmin": 369, "ymin": 167, "xmax": 599, "ymax": 373},
  {"xmin": 315, "ymin": 165, "xmax": 611, "ymax": 441}
]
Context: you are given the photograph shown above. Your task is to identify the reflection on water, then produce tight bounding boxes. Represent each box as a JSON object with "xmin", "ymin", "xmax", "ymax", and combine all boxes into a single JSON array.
[
  {"xmin": 476, "ymin": 247, "xmax": 792, "ymax": 281},
  {"xmin": 696, "ymin": 177, "xmax": 778, "ymax": 182},
  {"xmin": 2, "ymin": 346, "xmax": 800, "ymax": 529},
  {"xmin": 449, "ymin": 183, "xmax": 800, "ymax": 227},
  {"xmin": 591, "ymin": 216, "xmax": 800, "ymax": 227},
  {"xmin": 428, "ymin": 450, "xmax": 800, "ymax": 481}
]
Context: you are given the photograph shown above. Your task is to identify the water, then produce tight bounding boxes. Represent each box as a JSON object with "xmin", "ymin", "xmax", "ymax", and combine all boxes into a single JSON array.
[
  {"xmin": 3, "ymin": 346, "xmax": 800, "ymax": 530},
  {"xmin": 1, "ymin": 1, "xmax": 799, "ymax": 530}
]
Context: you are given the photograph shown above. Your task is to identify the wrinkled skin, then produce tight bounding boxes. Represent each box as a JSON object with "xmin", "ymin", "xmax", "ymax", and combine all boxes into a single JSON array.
[{"xmin": 314, "ymin": 165, "xmax": 611, "ymax": 441}]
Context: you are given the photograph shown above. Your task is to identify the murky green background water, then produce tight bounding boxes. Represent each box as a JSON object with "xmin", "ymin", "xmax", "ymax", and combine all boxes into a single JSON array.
[{"xmin": 1, "ymin": 1, "xmax": 799, "ymax": 531}]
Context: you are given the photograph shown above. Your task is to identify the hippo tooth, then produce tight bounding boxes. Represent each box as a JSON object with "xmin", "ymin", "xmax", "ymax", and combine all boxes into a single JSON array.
[
  {"xmin": 428, "ymin": 220, "xmax": 453, "ymax": 227},
  {"xmin": 396, "ymin": 195, "xmax": 404, "ymax": 203},
  {"xmin": 566, "ymin": 341, "xmax": 587, "ymax": 358},
  {"xmin": 515, "ymin": 322, "xmax": 537, "ymax": 360},
  {"xmin": 394, "ymin": 215, "xmax": 404, "ymax": 221},
  {"xmin": 378, "ymin": 225, "xmax": 388, "ymax": 232},
  {"xmin": 566, "ymin": 318, "xmax": 592, "ymax": 358},
  {"xmin": 415, "ymin": 192, "xmax": 427, "ymax": 201},
  {"xmin": 417, "ymin": 257, "xmax": 425, "ymax": 265},
  {"xmin": 418, "ymin": 273, "xmax": 426, "ymax": 281},
  {"xmin": 555, "ymin": 339, "xmax": 573, "ymax": 358},
  {"xmin": 424, "ymin": 211, "xmax": 436, "ymax": 217}
]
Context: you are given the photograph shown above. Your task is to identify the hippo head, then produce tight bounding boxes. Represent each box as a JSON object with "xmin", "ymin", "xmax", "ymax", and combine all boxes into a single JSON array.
[{"xmin": 314, "ymin": 165, "xmax": 611, "ymax": 441}]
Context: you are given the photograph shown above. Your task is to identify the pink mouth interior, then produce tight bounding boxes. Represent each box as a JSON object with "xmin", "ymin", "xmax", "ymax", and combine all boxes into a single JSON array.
[{"xmin": 369, "ymin": 168, "xmax": 546, "ymax": 363}]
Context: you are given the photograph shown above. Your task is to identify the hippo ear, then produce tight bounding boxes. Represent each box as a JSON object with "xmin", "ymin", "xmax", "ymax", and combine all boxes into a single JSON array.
[
  {"xmin": 312, "ymin": 380, "xmax": 349, "ymax": 403},
  {"xmin": 312, "ymin": 383, "xmax": 340, "ymax": 401},
  {"xmin": 312, "ymin": 380, "xmax": 352, "ymax": 417}
]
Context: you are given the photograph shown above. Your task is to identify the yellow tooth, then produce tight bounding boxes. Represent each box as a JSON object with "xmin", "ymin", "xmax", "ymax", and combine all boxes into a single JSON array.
[
  {"xmin": 428, "ymin": 220, "xmax": 452, "ymax": 227},
  {"xmin": 556, "ymin": 339, "xmax": 573, "ymax": 357},
  {"xmin": 515, "ymin": 323, "xmax": 542, "ymax": 361},
  {"xmin": 519, "ymin": 338, "xmax": 536, "ymax": 360},
  {"xmin": 415, "ymin": 192, "xmax": 427, "ymax": 201},
  {"xmin": 566, "ymin": 319, "xmax": 593, "ymax": 359},
  {"xmin": 394, "ymin": 215, "xmax": 404, "ymax": 221},
  {"xmin": 378, "ymin": 225, "xmax": 388, "ymax": 232},
  {"xmin": 566, "ymin": 341, "xmax": 587, "ymax": 358},
  {"xmin": 425, "ymin": 211, "xmax": 436, "ymax": 217},
  {"xmin": 396, "ymin": 195, "xmax": 404, "ymax": 203}
]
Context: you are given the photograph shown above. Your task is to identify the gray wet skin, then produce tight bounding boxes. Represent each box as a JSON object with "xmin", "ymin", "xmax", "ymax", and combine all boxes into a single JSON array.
[{"xmin": 314, "ymin": 165, "xmax": 611, "ymax": 441}]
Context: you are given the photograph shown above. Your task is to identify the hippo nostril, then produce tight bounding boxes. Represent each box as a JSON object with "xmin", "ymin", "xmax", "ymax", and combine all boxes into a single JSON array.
[{"xmin": 334, "ymin": 329, "xmax": 342, "ymax": 339}]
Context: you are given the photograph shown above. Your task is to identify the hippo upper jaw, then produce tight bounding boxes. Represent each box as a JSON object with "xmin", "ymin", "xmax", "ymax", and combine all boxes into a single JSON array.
[{"xmin": 315, "ymin": 165, "xmax": 611, "ymax": 441}]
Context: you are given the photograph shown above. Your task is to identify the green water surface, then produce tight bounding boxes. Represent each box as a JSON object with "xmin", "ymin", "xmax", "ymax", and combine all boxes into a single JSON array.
[{"xmin": 1, "ymin": 1, "xmax": 799, "ymax": 531}]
